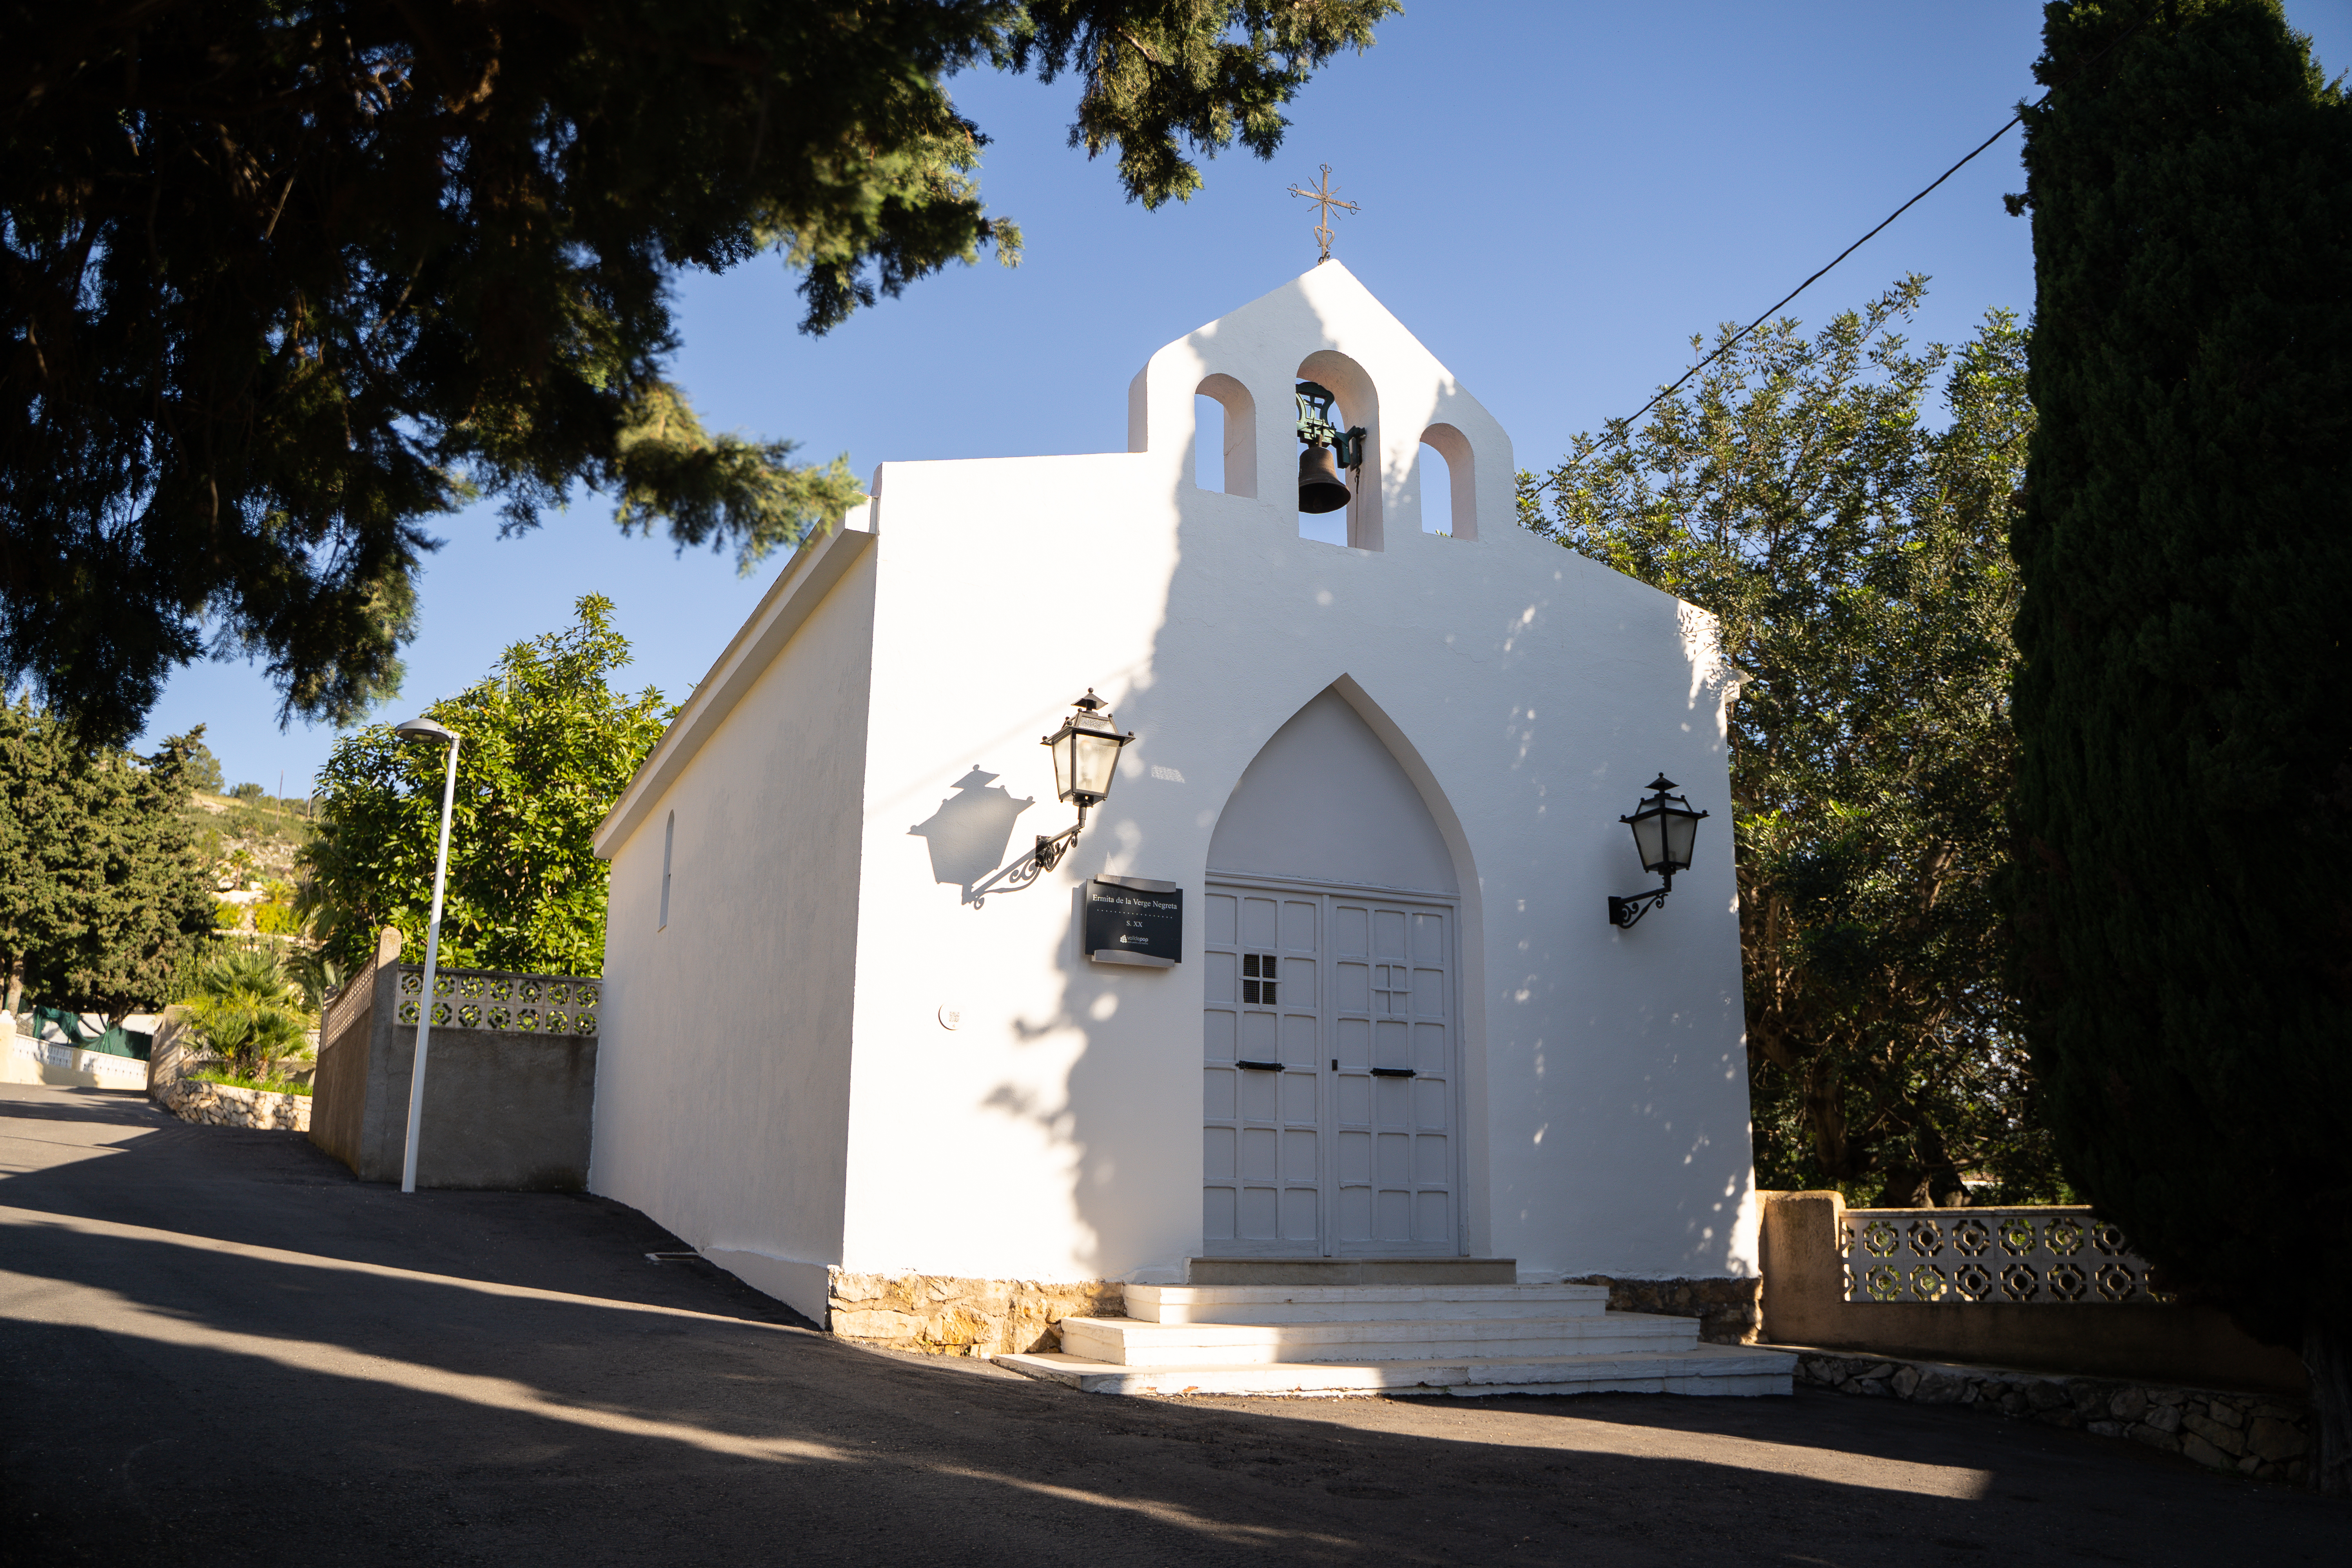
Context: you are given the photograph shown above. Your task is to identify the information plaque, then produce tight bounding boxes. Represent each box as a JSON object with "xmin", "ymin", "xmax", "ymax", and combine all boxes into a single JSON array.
[{"xmin": 1083, "ymin": 876, "xmax": 1183, "ymax": 967}]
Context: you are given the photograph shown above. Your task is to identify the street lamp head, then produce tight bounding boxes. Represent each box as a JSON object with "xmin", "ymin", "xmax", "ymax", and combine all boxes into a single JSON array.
[{"xmin": 392, "ymin": 716, "xmax": 458, "ymax": 744}]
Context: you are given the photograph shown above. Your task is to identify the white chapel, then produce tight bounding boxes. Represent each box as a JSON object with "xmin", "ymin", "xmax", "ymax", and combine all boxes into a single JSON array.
[{"xmin": 587, "ymin": 260, "xmax": 1792, "ymax": 1396}]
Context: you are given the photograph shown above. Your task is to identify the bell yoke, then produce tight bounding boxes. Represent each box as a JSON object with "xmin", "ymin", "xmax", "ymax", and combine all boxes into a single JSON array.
[{"xmin": 1294, "ymin": 380, "xmax": 1367, "ymax": 515}]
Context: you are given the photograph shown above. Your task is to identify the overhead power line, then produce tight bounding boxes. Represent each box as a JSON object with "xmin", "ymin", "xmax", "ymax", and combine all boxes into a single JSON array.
[{"xmin": 1526, "ymin": 7, "xmax": 2159, "ymax": 501}]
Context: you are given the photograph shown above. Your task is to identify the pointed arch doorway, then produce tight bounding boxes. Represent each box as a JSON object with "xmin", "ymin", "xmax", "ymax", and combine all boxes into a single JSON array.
[{"xmin": 1201, "ymin": 688, "xmax": 1464, "ymax": 1258}]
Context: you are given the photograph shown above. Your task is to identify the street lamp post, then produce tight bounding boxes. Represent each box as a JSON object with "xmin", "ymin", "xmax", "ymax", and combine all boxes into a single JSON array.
[{"xmin": 393, "ymin": 715, "xmax": 461, "ymax": 1194}]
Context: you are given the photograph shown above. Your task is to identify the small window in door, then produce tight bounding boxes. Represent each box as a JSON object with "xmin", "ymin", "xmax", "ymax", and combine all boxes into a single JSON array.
[{"xmin": 1241, "ymin": 952, "xmax": 1279, "ymax": 1005}]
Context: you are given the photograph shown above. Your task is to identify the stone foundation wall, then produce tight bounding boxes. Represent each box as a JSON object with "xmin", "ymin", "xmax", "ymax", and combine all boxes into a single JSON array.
[
  {"xmin": 827, "ymin": 1270, "xmax": 1125, "ymax": 1356},
  {"xmin": 1794, "ymin": 1350, "xmax": 2312, "ymax": 1487},
  {"xmin": 164, "ymin": 1078, "xmax": 312, "ymax": 1132},
  {"xmin": 1568, "ymin": 1276, "xmax": 1761, "ymax": 1345}
]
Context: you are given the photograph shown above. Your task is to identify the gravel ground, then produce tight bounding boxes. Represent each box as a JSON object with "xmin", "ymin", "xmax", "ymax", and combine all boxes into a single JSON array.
[{"xmin": 2, "ymin": 1080, "xmax": 2337, "ymax": 1566}]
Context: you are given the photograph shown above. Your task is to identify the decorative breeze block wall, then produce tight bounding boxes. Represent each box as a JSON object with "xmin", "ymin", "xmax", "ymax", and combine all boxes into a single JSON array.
[
  {"xmin": 396, "ymin": 966, "xmax": 599, "ymax": 1036},
  {"xmin": 1843, "ymin": 1207, "xmax": 2165, "ymax": 1305}
]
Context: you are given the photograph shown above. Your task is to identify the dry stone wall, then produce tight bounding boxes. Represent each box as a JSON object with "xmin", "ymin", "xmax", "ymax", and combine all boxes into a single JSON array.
[
  {"xmin": 163, "ymin": 1078, "xmax": 311, "ymax": 1132},
  {"xmin": 827, "ymin": 1270, "xmax": 1124, "ymax": 1356},
  {"xmin": 1795, "ymin": 1350, "xmax": 2312, "ymax": 1487},
  {"xmin": 1569, "ymin": 1275, "xmax": 1761, "ymax": 1345}
]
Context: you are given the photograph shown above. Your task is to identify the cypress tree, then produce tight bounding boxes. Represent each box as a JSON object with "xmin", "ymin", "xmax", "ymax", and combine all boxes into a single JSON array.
[
  {"xmin": 2008, "ymin": 0, "xmax": 2352, "ymax": 1491},
  {"xmin": 0, "ymin": 704, "xmax": 214, "ymax": 1020}
]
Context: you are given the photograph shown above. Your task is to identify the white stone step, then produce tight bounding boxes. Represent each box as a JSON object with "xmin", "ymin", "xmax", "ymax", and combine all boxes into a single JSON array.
[
  {"xmin": 1125, "ymin": 1283, "xmax": 1609, "ymax": 1324},
  {"xmin": 1061, "ymin": 1310, "xmax": 1698, "ymax": 1368},
  {"xmin": 1185, "ymin": 1256, "xmax": 1518, "ymax": 1286},
  {"xmin": 996, "ymin": 1343, "xmax": 1797, "ymax": 1399}
]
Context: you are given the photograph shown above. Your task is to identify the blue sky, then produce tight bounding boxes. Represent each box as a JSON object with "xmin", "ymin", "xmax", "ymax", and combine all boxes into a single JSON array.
[{"xmin": 138, "ymin": 0, "xmax": 2352, "ymax": 794}]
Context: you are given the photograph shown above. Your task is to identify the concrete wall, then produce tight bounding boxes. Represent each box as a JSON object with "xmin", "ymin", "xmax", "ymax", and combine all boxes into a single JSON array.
[
  {"xmin": 1760, "ymin": 1191, "xmax": 2307, "ymax": 1396},
  {"xmin": 589, "ymin": 531, "xmax": 878, "ymax": 1319},
  {"xmin": 593, "ymin": 261, "xmax": 1760, "ymax": 1307},
  {"xmin": 348, "ymin": 1024, "xmax": 597, "ymax": 1189},
  {"xmin": 310, "ymin": 937, "xmax": 600, "ymax": 1190},
  {"xmin": 5, "ymin": 1024, "xmax": 150, "ymax": 1091},
  {"xmin": 310, "ymin": 932, "xmax": 400, "ymax": 1171}
]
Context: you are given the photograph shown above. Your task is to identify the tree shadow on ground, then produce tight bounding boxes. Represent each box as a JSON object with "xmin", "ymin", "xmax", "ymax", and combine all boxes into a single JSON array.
[{"xmin": 3, "ymin": 1089, "xmax": 2339, "ymax": 1568}]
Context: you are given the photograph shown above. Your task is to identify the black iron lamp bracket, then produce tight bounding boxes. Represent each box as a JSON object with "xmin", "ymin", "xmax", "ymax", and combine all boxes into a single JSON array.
[
  {"xmin": 1031, "ymin": 806, "xmax": 1089, "ymax": 871},
  {"xmin": 1607, "ymin": 886, "xmax": 1670, "ymax": 929}
]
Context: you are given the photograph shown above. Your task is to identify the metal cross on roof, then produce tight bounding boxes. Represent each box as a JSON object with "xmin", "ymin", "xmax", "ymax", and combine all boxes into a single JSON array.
[{"xmin": 1287, "ymin": 165, "xmax": 1359, "ymax": 263}]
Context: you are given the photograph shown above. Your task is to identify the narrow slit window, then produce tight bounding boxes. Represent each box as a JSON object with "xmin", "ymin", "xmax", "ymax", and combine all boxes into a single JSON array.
[{"xmin": 659, "ymin": 810, "xmax": 675, "ymax": 931}]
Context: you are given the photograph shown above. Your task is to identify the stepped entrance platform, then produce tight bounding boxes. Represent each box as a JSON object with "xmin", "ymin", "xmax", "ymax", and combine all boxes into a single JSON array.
[{"xmin": 996, "ymin": 1266, "xmax": 1794, "ymax": 1399}]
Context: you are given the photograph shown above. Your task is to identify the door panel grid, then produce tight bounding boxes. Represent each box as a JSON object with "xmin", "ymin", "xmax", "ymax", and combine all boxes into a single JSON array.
[{"xmin": 1204, "ymin": 882, "xmax": 1456, "ymax": 1257}]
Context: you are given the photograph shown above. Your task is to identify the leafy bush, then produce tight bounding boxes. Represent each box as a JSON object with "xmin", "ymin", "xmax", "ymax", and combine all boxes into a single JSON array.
[
  {"xmin": 229, "ymin": 782, "xmax": 265, "ymax": 802},
  {"xmin": 252, "ymin": 884, "xmax": 299, "ymax": 935}
]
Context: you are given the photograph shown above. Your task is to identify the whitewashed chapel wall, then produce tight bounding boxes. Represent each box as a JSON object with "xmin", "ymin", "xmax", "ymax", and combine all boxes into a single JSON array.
[
  {"xmin": 592, "ymin": 526, "xmax": 879, "ymax": 1319},
  {"xmin": 831, "ymin": 262, "xmax": 1759, "ymax": 1289}
]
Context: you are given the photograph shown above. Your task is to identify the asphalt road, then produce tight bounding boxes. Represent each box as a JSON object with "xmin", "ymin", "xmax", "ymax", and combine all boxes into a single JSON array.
[{"xmin": 0, "ymin": 1081, "xmax": 2337, "ymax": 1567}]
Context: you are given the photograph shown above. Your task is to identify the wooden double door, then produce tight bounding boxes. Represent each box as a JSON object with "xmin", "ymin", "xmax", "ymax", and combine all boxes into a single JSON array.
[{"xmin": 1201, "ymin": 879, "xmax": 1460, "ymax": 1256}]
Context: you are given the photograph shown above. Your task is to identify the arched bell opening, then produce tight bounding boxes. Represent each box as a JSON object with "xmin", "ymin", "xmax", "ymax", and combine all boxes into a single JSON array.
[
  {"xmin": 1417, "ymin": 422, "xmax": 1478, "ymax": 541},
  {"xmin": 1192, "ymin": 373, "xmax": 1257, "ymax": 497},
  {"xmin": 1295, "ymin": 350, "xmax": 1382, "ymax": 550}
]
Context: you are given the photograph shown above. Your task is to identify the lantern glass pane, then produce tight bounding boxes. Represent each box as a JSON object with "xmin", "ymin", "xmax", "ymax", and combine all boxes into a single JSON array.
[
  {"xmin": 1663, "ymin": 808, "xmax": 1700, "ymax": 871},
  {"xmin": 1629, "ymin": 809, "xmax": 1668, "ymax": 874},
  {"xmin": 1051, "ymin": 732, "xmax": 1078, "ymax": 802},
  {"xmin": 1071, "ymin": 731, "xmax": 1122, "ymax": 800}
]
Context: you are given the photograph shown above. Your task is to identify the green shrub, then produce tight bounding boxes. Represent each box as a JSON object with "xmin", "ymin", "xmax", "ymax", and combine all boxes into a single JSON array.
[
  {"xmin": 252, "ymin": 901, "xmax": 299, "ymax": 935},
  {"xmin": 192, "ymin": 1068, "xmax": 312, "ymax": 1098}
]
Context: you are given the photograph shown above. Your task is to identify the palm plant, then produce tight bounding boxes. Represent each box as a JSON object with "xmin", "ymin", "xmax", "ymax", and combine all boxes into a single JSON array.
[{"xmin": 185, "ymin": 948, "xmax": 312, "ymax": 1079}]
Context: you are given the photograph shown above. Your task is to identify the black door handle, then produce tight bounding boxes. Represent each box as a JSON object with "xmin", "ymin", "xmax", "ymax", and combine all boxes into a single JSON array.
[
  {"xmin": 1370, "ymin": 1067, "xmax": 1417, "ymax": 1078},
  {"xmin": 1235, "ymin": 1060, "xmax": 1285, "ymax": 1072}
]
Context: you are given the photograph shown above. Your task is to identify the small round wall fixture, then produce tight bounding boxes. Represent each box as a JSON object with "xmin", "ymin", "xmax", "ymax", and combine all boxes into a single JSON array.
[
  {"xmin": 1608, "ymin": 774, "xmax": 1710, "ymax": 929},
  {"xmin": 1033, "ymin": 690, "xmax": 1136, "ymax": 870}
]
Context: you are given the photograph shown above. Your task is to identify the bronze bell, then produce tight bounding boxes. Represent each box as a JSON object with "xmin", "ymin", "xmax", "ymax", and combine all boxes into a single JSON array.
[{"xmin": 1298, "ymin": 444, "xmax": 1350, "ymax": 514}]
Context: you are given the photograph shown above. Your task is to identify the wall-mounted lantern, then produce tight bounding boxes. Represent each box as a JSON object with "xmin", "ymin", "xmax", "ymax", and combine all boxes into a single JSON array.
[
  {"xmin": 1608, "ymin": 774, "xmax": 1710, "ymax": 929},
  {"xmin": 1033, "ymin": 689, "xmax": 1135, "ymax": 870},
  {"xmin": 1296, "ymin": 380, "xmax": 1367, "ymax": 515}
]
